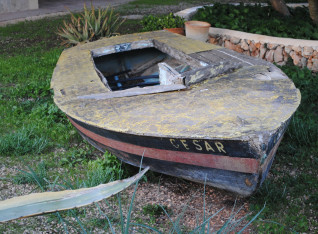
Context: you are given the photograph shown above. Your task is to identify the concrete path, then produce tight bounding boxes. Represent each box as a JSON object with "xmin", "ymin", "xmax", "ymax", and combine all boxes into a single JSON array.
[
  {"xmin": 0, "ymin": 0, "xmax": 134, "ymax": 26},
  {"xmin": 1, "ymin": 1, "xmax": 309, "ymax": 27}
]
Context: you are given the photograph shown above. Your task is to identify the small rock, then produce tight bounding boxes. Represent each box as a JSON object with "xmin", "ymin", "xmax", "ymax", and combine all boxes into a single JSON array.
[
  {"xmin": 225, "ymin": 35, "xmax": 231, "ymax": 40},
  {"xmin": 234, "ymin": 44, "xmax": 244, "ymax": 53},
  {"xmin": 276, "ymin": 61, "xmax": 286, "ymax": 66},
  {"xmin": 312, "ymin": 58, "xmax": 318, "ymax": 71},
  {"xmin": 240, "ymin": 39, "xmax": 249, "ymax": 50},
  {"xmin": 290, "ymin": 50, "xmax": 295, "ymax": 57},
  {"xmin": 254, "ymin": 42, "xmax": 261, "ymax": 49},
  {"xmin": 267, "ymin": 43, "xmax": 278, "ymax": 50},
  {"xmin": 308, "ymin": 63, "xmax": 313, "ymax": 69},
  {"xmin": 274, "ymin": 46, "xmax": 283, "ymax": 63},
  {"xmin": 308, "ymin": 56, "xmax": 313, "ymax": 63},
  {"xmin": 300, "ymin": 57, "xmax": 307, "ymax": 67},
  {"xmin": 290, "ymin": 51, "xmax": 301, "ymax": 66},
  {"xmin": 283, "ymin": 50, "xmax": 289, "ymax": 62},
  {"xmin": 265, "ymin": 50, "xmax": 274, "ymax": 62},
  {"xmin": 243, "ymin": 50, "xmax": 251, "ymax": 56},
  {"xmin": 224, "ymin": 40, "xmax": 235, "ymax": 50},
  {"xmin": 259, "ymin": 45, "xmax": 267, "ymax": 59},
  {"xmin": 307, "ymin": 59, "xmax": 313, "ymax": 69},
  {"xmin": 251, "ymin": 48, "xmax": 259, "ymax": 57},
  {"xmin": 209, "ymin": 37, "xmax": 218, "ymax": 45},
  {"xmin": 290, "ymin": 52, "xmax": 301, "ymax": 66},
  {"xmin": 249, "ymin": 42, "xmax": 256, "ymax": 52},
  {"xmin": 302, "ymin": 46, "xmax": 313, "ymax": 57},
  {"xmin": 284, "ymin": 45, "xmax": 292, "ymax": 54},
  {"xmin": 230, "ymin": 36, "xmax": 241, "ymax": 44},
  {"xmin": 291, "ymin": 45, "xmax": 302, "ymax": 53}
]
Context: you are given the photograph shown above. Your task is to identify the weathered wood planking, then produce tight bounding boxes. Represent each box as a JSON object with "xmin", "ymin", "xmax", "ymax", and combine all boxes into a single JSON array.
[
  {"xmin": 51, "ymin": 31, "xmax": 301, "ymax": 196},
  {"xmin": 183, "ymin": 61, "xmax": 243, "ymax": 86},
  {"xmin": 190, "ymin": 48, "xmax": 271, "ymax": 66},
  {"xmin": 91, "ymin": 40, "xmax": 154, "ymax": 57},
  {"xmin": 153, "ymin": 39, "xmax": 204, "ymax": 68},
  {"xmin": 77, "ymin": 84, "xmax": 186, "ymax": 100}
]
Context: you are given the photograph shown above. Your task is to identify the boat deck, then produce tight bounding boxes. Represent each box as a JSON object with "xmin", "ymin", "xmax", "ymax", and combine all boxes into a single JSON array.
[{"xmin": 51, "ymin": 31, "xmax": 300, "ymax": 141}]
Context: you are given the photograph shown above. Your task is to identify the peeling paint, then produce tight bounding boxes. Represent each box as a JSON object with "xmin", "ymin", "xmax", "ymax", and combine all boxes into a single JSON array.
[{"xmin": 51, "ymin": 31, "xmax": 300, "ymax": 144}]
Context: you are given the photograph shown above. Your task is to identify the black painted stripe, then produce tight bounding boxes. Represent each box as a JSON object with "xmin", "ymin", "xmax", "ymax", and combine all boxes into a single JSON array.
[
  {"xmin": 80, "ymin": 132, "xmax": 259, "ymax": 196},
  {"xmin": 69, "ymin": 116, "xmax": 258, "ymax": 158}
]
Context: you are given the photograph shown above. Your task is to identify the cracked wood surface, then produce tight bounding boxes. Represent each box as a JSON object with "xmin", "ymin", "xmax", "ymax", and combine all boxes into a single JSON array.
[{"xmin": 51, "ymin": 31, "xmax": 300, "ymax": 142}]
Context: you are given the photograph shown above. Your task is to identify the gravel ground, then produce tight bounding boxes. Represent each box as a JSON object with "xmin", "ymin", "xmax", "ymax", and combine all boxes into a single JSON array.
[{"xmin": 0, "ymin": 159, "xmax": 253, "ymax": 233}]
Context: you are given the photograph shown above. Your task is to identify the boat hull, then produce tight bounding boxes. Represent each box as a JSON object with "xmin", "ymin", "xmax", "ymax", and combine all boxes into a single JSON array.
[
  {"xmin": 68, "ymin": 116, "xmax": 286, "ymax": 196},
  {"xmin": 51, "ymin": 31, "xmax": 300, "ymax": 196}
]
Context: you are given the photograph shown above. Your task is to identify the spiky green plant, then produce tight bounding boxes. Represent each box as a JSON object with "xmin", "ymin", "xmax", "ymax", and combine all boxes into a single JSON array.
[{"xmin": 57, "ymin": 4, "xmax": 125, "ymax": 46}]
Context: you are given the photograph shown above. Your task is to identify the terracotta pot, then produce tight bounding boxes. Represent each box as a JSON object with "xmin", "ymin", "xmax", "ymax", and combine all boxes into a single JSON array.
[
  {"xmin": 164, "ymin": 28, "xmax": 185, "ymax": 36},
  {"xmin": 185, "ymin": 21, "xmax": 211, "ymax": 42}
]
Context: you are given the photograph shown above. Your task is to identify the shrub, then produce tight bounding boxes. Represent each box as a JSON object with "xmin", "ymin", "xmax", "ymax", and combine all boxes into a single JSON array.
[
  {"xmin": 81, "ymin": 152, "xmax": 123, "ymax": 187},
  {"xmin": 141, "ymin": 13, "xmax": 185, "ymax": 31},
  {"xmin": 57, "ymin": 4, "xmax": 125, "ymax": 46},
  {"xmin": 13, "ymin": 161, "xmax": 48, "ymax": 188},
  {"xmin": 192, "ymin": 3, "xmax": 318, "ymax": 40}
]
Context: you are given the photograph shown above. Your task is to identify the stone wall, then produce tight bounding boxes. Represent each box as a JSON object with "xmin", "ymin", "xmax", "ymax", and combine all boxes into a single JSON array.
[
  {"xmin": 209, "ymin": 27, "xmax": 318, "ymax": 72},
  {"xmin": 0, "ymin": 0, "xmax": 38, "ymax": 14}
]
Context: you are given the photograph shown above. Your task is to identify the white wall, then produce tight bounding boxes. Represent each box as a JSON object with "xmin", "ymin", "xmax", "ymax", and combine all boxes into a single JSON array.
[{"xmin": 0, "ymin": 0, "xmax": 39, "ymax": 14}]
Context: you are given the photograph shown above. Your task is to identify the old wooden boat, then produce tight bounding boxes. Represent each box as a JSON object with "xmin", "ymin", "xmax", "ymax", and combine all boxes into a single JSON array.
[{"xmin": 51, "ymin": 31, "xmax": 300, "ymax": 196}]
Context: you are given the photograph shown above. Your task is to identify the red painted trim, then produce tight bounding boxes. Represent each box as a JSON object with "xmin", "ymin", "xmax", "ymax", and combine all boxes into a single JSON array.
[{"xmin": 69, "ymin": 118, "xmax": 259, "ymax": 174}]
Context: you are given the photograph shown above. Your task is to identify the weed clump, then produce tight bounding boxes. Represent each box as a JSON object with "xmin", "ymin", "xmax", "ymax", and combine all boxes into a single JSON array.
[
  {"xmin": 0, "ymin": 125, "xmax": 48, "ymax": 156},
  {"xmin": 141, "ymin": 13, "xmax": 185, "ymax": 31},
  {"xmin": 13, "ymin": 161, "xmax": 48, "ymax": 188}
]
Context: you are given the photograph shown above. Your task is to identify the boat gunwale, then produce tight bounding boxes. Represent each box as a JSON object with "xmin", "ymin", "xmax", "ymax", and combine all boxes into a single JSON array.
[{"xmin": 51, "ymin": 31, "xmax": 300, "ymax": 141}]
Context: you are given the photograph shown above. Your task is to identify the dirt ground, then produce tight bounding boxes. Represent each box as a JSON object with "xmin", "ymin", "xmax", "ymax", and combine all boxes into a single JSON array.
[{"xmin": 0, "ymin": 160, "xmax": 253, "ymax": 232}]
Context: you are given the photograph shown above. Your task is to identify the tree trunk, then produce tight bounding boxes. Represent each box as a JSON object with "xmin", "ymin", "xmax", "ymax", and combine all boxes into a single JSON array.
[
  {"xmin": 270, "ymin": 0, "xmax": 291, "ymax": 16},
  {"xmin": 309, "ymin": 0, "xmax": 318, "ymax": 24}
]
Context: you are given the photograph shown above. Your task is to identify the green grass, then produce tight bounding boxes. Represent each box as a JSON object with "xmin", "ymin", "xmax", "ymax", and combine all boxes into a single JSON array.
[
  {"xmin": 0, "ymin": 125, "xmax": 49, "ymax": 156},
  {"xmin": 0, "ymin": 15, "xmax": 68, "ymax": 55},
  {"xmin": 13, "ymin": 161, "xmax": 48, "ymax": 187},
  {"xmin": 142, "ymin": 204, "xmax": 172, "ymax": 225},
  {"xmin": 117, "ymin": 19, "xmax": 143, "ymax": 36},
  {"xmin": 249, "ymin": 65, "xmax": 318, "ymax": 232},
  {"xmin": 0, "ymin": 16, "xmax": 80, "ymax": 150}
]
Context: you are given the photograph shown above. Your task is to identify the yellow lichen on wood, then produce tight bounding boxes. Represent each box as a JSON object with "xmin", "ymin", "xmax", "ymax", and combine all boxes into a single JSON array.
[
  {"xmin": 79, "ymin": 31, "xmax": 220, "ymax": 55},
  {"xmin": 51, "ymin": 32, "xmax": 300, "ymax": 140}
]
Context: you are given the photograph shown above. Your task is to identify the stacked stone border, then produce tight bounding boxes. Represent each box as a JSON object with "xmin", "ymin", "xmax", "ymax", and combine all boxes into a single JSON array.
[
  {"xmin": 208, "ymin": 28, "xmax": 318, "ymax": 72},
  {"xmin": 176, "ymin": 3, "xmax": 318, "ymax": 72}
]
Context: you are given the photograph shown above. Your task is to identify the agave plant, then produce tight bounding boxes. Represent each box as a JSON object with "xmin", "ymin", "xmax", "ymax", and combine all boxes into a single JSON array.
[
  {"xmin": 0, "ymin": 167, "xmax": 148, "ymax": 222},
  {"xmin": 57, "ymin": 4, "xmax": 125, "ymax": 46}
]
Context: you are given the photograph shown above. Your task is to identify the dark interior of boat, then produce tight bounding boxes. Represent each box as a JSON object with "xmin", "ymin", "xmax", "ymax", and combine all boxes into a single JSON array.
[{"xmin": 93, "ymin": 47, "xmax": 188, "ymax": 91}]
